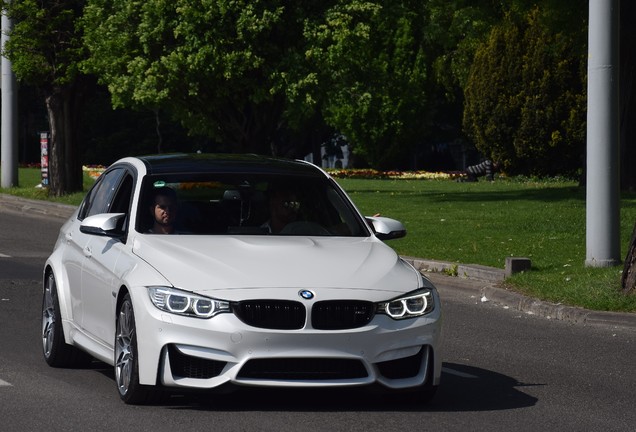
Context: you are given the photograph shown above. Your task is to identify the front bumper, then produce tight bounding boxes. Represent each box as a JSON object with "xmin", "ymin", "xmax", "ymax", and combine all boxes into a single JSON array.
[{"xmin": 131, "ymin": 287, "xmax": 443, "ymax": 391}]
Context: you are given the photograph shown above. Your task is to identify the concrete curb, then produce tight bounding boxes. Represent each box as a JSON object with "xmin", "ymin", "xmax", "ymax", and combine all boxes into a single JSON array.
[
  {"xmin": 0, "ymin": 193, "xmax": 76, "ymax": 220},
  {"xmin": 403, "ymin": 256, "xmax": 505, "ymax": 282},
  {"xmin": 480, "ymin": 283, "xmax": 636, "ymax": 329},
  {"xmin": 403, "ymin": 256, "xmax": 636, "ymax": 331}
]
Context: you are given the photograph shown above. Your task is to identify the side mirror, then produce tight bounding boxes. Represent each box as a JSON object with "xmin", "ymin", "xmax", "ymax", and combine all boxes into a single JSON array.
[
  {"xmin": 80, "ymin": 213, "xmax": 127, "ymax": 238},
  {"xmin": 366, "ymin": 216, "xmax": 407, "ymax": 240}
]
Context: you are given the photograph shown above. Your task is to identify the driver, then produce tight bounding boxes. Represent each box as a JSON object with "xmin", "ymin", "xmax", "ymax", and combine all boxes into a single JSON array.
[{"xmin": 263, "ymin": 185, "xmax": 300, "ymax": 233}]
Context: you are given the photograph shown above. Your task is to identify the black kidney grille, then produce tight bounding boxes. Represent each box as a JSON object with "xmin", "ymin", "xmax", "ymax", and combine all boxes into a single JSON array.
[
  {"xmin": 232, "ymin": 300, "xmax": 306, "ymax": 330},
  {"xmin": 238, "ymin": 357, "xmax": 368, "ymax": 380},
  {"xmin": 311, "ymin": 300, "xmax": 375, "ymax": 330}
]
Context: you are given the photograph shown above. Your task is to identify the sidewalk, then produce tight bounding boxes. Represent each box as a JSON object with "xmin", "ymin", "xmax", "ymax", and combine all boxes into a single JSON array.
[{"xmin": 2, "ymin": 193, "xmax": 636, "ymax": 330}]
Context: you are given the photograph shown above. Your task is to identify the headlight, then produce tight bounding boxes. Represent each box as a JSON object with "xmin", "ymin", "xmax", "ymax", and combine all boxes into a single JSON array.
[
  {"xmin": 148, "ymin": 287, "xmax": 230, "ymax": 319},
  {"xmin": 377, "ymin": 288, "xmax": 435, "ymax": 320}
]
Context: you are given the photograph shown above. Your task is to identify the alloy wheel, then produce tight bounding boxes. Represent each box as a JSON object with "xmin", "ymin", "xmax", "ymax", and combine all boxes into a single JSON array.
[
  {"xmin": 115, "ymin": 299, "xmax": 135, "ymax": 396},
  {"xmin": 42, "ymin": 275, "xmax": 56, "ymax": 358}
]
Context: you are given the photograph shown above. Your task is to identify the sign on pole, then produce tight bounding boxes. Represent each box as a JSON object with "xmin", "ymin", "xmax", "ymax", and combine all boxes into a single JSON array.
[{"xmin": 40, "ymin": 132, "xmax": 49, "ymax": 187}]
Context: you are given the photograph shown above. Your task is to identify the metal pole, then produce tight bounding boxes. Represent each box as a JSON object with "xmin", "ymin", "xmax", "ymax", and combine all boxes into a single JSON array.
[
  {"xmin": 586, "ymin": 0, "xmax": 620, "ymax": 267},
  {"xmin": 1, "ymin": 5, "xmax": 18, "ymax": 188}
]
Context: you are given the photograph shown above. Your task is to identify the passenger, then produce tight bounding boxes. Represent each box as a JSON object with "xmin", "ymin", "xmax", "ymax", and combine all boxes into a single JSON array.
[
  {"xmin": 148, "ymin": 187, "xmax": 178, "ymax": 234},
  {"xmin": 263, "ymin": 185, "xmax": 300, "ymax": 233}
]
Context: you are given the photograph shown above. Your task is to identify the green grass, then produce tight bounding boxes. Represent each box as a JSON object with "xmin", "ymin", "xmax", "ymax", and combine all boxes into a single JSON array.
[
  {"xmin": 2, "ymin": 168, "xmax": 636, "ymax": 312},
  {"xmin": 338, "ymin": 177, "xmax": 636, "ymax": 313},
  {"xmin": 0, "ymin": 168, "xmax": 95, "ymax": 205}
]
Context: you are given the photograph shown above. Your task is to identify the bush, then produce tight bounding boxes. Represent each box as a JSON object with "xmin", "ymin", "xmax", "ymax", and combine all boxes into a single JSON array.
[{"xmin": 463, "ymin": 7, "xmax": 586, "ymax": 177}]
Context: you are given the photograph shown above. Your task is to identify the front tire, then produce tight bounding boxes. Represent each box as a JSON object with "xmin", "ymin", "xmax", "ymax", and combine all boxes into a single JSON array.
[
  {"xmin": 41, "ymin": 272, "xmax": 92, "ymax": 367},
  {"xmin": 115, "ymin": 294, "xmax": 159, "ymax": 404}
]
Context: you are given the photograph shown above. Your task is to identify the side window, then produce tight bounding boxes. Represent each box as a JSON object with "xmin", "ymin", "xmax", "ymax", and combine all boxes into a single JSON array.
[
  {"xmin": 78, "ymin": 168, "xmax": 126, "ymax": 220},
  {"xmin": 110, "ymin": 174, "xmax": 134, "ymax": 233},
  {"xmin": 110, "ymin": 174, "xmax": 134, "ymax": 214}
]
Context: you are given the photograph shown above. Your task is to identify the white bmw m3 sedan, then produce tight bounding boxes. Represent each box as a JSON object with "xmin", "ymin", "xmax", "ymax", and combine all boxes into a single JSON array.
[{"xmin": 42, "ymin": 153, "xmax": 442, "ymax": 404}]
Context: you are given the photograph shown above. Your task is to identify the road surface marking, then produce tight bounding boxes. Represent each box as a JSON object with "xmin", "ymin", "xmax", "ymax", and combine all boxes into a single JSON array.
[
  {"xmin": 0, "ymin": 378, "xmax": 12, "ymax": 387},
  {"xmin": 0, "ymin": 253, "xmax": 11, "ymax": 258}
]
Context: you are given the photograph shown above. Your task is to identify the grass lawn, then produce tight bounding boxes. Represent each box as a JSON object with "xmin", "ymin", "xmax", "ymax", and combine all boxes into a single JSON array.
[
  {"xmin": 2, "ymin": 167, "xmax": 636, "ymax": 312},
  {"xmin": 0, "ymin": 167, "xmax": 94, "ymax": 206},
  {"xmin": 338, "ymin": 177, "xmax": 636, "ymax": 313}
]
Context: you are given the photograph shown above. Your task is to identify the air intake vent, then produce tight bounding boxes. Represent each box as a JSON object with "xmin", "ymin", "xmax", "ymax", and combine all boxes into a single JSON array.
[
  {"xmin": 238, "ymin": 358, "xmax": 368, "ymax": 380},
  {"xmin": 168, "ymin": 345, "xmax": 226, "ymax": 379},
  {"xmin": 376, "ymin": 347, "xmax": 425, "ymax": 379}
]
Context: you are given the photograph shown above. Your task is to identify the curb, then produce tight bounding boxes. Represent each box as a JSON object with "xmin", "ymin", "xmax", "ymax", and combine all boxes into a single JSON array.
[
  {"xmin": 403, "ymin": 256, "xmax": 505, "ymax": 283},
  {"xmin": 480, "ymin": 283, "xmax": 636, "ymax": 330},
  {"xmin": 0, "ymin": 193, "xmax": 76, "ymax": 220},
  {"xmin": 403, "ymin": 257, "xmax": 636, "ymax": 331}
]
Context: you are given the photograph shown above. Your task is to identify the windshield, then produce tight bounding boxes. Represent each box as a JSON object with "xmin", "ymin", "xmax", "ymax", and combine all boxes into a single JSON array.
[{"xmin": 137, "ymin": 173, "xmax": 369, "ymax": 237}]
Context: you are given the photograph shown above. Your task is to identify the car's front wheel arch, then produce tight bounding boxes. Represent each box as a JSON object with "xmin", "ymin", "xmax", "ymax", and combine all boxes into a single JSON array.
[
  {"xmin": 114, "ymin": 291, "xmax": 163, "ymax": 404},
  {"xmin": 115, "ymin": 285, "xmax": 130, "ymax": 321}
]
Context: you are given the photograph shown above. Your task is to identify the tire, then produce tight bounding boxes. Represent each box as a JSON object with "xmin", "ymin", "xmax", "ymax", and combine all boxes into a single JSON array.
[
  {"xmin": 41, "ymin": 272, "xmax": 92, "ymax": 368},
  {"xmin": 114, "ymin": 294, "xmax": 160, "ymax": 404}
]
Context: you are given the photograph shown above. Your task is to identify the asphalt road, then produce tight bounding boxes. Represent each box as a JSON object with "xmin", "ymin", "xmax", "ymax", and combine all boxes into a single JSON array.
[{"xmin": 1, "ymin": 208, "xmax": 635, "ymax": 431}]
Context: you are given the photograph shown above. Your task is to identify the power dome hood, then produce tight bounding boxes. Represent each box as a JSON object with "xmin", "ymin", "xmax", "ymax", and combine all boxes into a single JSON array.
[{"xmin": 133, "ymin": 235, "xmax": 421, "ymax": 299}]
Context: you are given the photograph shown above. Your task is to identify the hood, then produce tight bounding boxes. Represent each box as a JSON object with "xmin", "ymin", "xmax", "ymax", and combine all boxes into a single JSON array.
[{"xmin": 131, "ymin": 235, "xmax": 420, "ymax": 301}]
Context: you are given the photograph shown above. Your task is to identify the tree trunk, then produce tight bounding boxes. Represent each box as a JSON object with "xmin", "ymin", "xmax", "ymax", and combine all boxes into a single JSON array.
[
  {"xmin": 621, "ymin": 221, "xmax": 636, "ymax": 295},
  {"xmin": 44, "ymin": 85, "xmax": 83, "ymax": 197}
]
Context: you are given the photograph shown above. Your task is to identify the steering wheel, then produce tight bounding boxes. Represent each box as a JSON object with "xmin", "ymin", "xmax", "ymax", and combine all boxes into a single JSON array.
[{"xmin": 280, "ymin": 221, "xmax": 331, "ymax": 236}]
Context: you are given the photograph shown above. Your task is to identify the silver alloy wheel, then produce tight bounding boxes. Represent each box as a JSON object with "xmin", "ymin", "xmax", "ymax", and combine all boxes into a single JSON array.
[
  {"xmin": 42, "ymin": 274, "xmax": 56, "ymax": 358},
  {"xmin": 115, "ymin": 299, "xmax": 134, "ymax": 396}
]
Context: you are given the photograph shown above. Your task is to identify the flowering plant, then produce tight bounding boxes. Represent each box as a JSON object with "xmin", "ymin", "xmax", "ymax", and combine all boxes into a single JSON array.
[
  {"xmin": 83, "ymin": 165, "xmax": 107, "ymax": 179},
  {"xmin": 327, "ymin": 168, "xmax": 462, "ymax": 180}
]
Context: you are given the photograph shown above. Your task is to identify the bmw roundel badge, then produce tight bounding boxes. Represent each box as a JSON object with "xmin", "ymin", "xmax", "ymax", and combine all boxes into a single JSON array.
[{"xmin": 299, "ymin": 290, "xmax": 315, "ymax": 300}]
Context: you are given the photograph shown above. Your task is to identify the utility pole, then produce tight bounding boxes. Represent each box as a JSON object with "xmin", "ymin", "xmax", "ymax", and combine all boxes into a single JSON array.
[
  {"xmin": 586, "ymin": 0, "xmax": 620, "ymax": 267},
  {"xmin": 1, "ymin": 4, "xmax": 18, "ymax": 188}
]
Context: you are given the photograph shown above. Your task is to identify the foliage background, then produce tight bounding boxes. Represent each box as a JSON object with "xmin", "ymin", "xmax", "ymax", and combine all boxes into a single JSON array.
[
  {"xmin": 463, "ymin": 7, "xmax": 587, "ymax": 177},
  {"xmin": 2, "ymin": 0, "xmax": 602, "ymax": 185}
]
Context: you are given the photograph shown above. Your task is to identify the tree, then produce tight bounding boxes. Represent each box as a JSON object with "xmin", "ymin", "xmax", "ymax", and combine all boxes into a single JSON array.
[
  {"xmin": 462, "ymin": 6, "xmax": 586, "ymax": 176},
  {"xmin": 83, "ymin": 0, "xmax": 474, "ymax": 169},
  {"xmin": 3, "ymin": 0, "xmax": 89, "ymax": 196},
  {"xmin": 622, "ymin": 224, "xmax": 636, "ymax": 295},
  {"xmin": 81, "ymin": 0, "xmax": 328, "ymax": 157},
  {"xmin": 425, "ymin": 0, "xmax": 506, "ymax": 94},
  {"xmin": 302, "ymin": 1, "xmax": 435, "ymax": 169},
  {"xmin": 79, "ymin": 87, "xmax": 204, "ymax": 164}
]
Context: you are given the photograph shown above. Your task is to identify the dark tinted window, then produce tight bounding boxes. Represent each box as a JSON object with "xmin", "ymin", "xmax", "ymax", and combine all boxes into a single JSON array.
[
  {"xmin": 136, "ymin": 173, "xmax": 368, "ymax": 237},
  {"xmin": 79, "ymin": 168, "xmax": 126, "ymax": 219}
]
